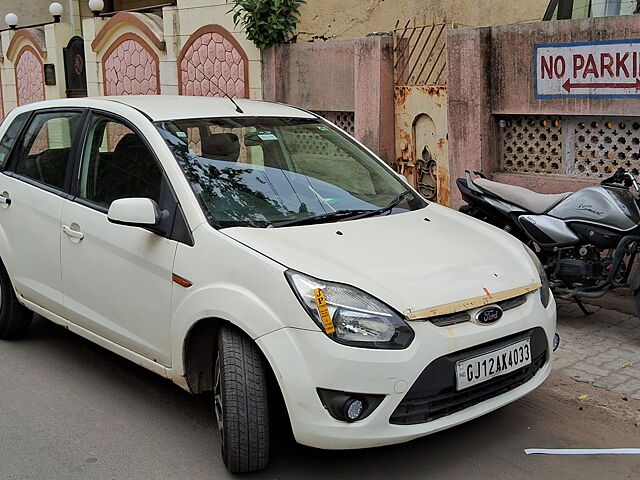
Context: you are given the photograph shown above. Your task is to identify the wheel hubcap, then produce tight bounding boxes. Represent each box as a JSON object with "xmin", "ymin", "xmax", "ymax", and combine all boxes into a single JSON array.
[{"xmin": 213, "ymin": 351, "xmax": 224, "ymax": 438}]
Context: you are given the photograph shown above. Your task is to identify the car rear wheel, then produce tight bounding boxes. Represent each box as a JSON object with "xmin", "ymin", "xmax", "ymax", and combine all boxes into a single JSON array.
[
  {"xmin": 0, "ymin": 263, "xmax": 33, "ymax": 339},
  {"xmin": 214, "ymin": 324, "xmax": 270, "ymax": 473}
]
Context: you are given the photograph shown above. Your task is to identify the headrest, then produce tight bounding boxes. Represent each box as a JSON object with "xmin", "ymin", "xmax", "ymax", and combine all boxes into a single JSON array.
[
  {"xmin": 201, "ymin": 133, "xmax": 240, "ymax": 162},
  {"xmin": 113, "ymin": 133, "xmax": 144, "ymax": 156}
]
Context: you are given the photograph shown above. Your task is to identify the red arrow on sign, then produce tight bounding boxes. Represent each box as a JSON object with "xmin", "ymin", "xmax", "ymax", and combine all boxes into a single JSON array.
[{"xmin": 563, "ymin": 78, "xmax": 640, "ymax": 92}]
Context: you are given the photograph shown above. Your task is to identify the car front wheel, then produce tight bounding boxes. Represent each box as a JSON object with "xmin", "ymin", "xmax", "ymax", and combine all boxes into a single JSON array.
[
  {"xmin": 0, "ymin": 263, "xmax": 33, "ymax": 339},
  {"xmin": 214, "ymin": 324, "xmax": 270, "ymax": 473}
]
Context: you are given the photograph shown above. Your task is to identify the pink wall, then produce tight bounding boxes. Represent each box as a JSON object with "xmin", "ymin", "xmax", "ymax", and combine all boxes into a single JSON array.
[
  {"xmin": 263, "ymin": 36, "xmax": 394, "ymax": 162},
  {"xmin": 447, "ymin": 15, "xmax": 640, "ymax": 208}
]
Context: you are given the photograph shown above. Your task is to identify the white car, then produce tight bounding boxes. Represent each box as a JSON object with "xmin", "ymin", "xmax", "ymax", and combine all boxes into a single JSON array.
[{"xmin": 0, "ymin": 96, "xmax": 557, "ymax": 473}]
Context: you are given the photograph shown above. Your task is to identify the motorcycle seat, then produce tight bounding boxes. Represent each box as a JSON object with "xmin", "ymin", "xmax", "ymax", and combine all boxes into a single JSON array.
[{"xmin": 474, "ymin": 178, "xmax": 572, "ymax": 214}]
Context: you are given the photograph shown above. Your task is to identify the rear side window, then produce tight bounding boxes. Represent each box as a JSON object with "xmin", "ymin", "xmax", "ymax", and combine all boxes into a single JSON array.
[
  {"xmin": 0, "ymin": 112, "xmax": 30, "ymax": 169},
  {"xmin": 13, "ymin": 111, "xmax": 83, "ymax": 190},
  {"xmin": 78, "ymin": 114, "xmax": 163, "ymax": 208}
]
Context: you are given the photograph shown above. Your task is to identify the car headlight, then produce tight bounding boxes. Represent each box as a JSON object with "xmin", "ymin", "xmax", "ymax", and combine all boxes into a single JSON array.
[
  {"xmin": 523, "ymin": 244, "xmax": 551, "ymax": 308},
  {"xmin": 285, "ymin": 270, "xmax": 414, "ymax": 349}
]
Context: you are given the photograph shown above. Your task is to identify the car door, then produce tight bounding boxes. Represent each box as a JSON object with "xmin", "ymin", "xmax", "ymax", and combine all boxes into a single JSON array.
[
  {"xmin": 60, "ymin": 111, "xmax": 179, "ymax": 366},
  {"xmin": 0, "ymin": 109, "xmax": 84, "ymax": 315}
]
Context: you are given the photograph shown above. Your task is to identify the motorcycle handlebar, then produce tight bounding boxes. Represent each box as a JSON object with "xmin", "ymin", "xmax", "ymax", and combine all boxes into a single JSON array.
[{"xmin": 601, "ymin": 167, "xmax": 640, "ymax": 192}]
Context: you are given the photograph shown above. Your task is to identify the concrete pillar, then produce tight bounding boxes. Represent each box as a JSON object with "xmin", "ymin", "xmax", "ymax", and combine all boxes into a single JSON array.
[
  {"xmin": 82, "ymin": 16, "xmax": 108, "ymax": 96},
  {"xmin": 160, "ymin": 6, "xmax": 179, "ymax": 95},
  {"xmin": 354, "ymin": 35, "xmax": 395, "ymax": 163},
  {"xmin": 1, "ymin": 31, "xmax": 17, "ymax": 114},
  {"xmin": 44, "ymin": 22, "xmax": 73, "ymax": 100},
  {"xmin": 262, "ymin": 46, "xmax": 286, "ymax": 103},
  {"xmin": 446, "ymin": 27, "xmax": 497, "ymax": 208}
]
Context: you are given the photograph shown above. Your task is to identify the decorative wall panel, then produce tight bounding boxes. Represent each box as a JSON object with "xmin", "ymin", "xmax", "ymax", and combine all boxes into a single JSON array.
[
  {"xmin": 500, "ymin": 115, "xmax": 640, "ymax": 178},
  {"xmin": 103, "ymin": 33, "xmax": 159, "ymax": 95},
  {"xmin": 178, "ymin": 25, "xmax": 248, "ymax": 99},
  {"xmin": 15, "ymin": 46, "xmax": 45, "ymax": 106}
]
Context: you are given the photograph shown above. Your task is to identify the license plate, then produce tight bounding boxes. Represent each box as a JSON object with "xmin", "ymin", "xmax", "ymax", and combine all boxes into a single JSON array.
[{"xmin": 456, "ymin": 338, "xmax": 531, "ymax": 390}]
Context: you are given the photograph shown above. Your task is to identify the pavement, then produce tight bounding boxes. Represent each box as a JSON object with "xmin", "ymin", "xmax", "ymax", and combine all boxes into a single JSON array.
[
  {"xmin": 554, "ymin": 297, "xmax": 640, "ymax": 401},
  {"xmin": 0, "ymin": 301, "xmax": 639, "ymax": 479}
]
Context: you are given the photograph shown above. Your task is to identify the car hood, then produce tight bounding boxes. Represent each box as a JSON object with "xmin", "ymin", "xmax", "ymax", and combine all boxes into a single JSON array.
[{"xmin": 222, "ymin": 203, "xmax": 539, "ymax": 316}]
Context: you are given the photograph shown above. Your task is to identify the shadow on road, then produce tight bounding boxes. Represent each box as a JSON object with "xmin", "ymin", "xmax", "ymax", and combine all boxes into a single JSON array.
[{"xmin": 2, "ymin": 316, "xmax": 637, "ymax": 480}]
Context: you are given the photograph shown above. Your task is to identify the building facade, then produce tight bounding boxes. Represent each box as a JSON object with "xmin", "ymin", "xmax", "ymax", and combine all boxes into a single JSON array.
[{"xmin": 0, "ymin": 1, "xmax": 262, "ymax": 119}]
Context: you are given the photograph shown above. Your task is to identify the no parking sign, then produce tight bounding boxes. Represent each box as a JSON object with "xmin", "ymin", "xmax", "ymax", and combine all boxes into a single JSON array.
[{"xmin": 535, "ymin": 39, "xmax": 640, "ymax": 98}]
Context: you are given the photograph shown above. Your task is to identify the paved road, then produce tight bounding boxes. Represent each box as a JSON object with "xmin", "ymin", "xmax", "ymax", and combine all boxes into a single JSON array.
[{"xmin": 1, "ymin": 317, "xmax": 639, "ymax": 480}]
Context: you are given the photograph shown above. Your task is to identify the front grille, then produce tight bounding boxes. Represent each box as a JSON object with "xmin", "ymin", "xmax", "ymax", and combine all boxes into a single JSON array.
[
  {"xmin": 427, "ymin": 293, "xmax": 529, "ymax": 327},
  {"xmin": 390, "ymin": 327, "xmax": 547, "ymax": 425},
  {"xmin": 498, "ymin": 294, "xmax": 527, "ymax": 311},
  {"xmin": 429, "ymin": 311, "xmax": 470, "ymax": 327}
]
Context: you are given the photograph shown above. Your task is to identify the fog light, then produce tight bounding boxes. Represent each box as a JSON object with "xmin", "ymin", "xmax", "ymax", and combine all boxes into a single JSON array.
[
  {"xmin": 316, "ymin": 388, "xmax": 384, "ymax": 422},
  {"xmin": 553, "ymin": 333, "xmax": 560, "ymax": 351},
  {"xmin": 344, "ymin": 398, "xmax": 364, "ymax": 422}
]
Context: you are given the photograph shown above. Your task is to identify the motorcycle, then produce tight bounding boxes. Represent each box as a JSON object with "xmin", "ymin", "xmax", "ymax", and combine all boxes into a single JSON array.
[{"xmin": 457, "ymin": 167, "xmax": 640, "ymax": 316}]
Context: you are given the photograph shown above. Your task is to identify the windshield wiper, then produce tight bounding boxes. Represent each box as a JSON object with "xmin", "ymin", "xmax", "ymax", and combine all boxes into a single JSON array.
[
  {"xmin": 270, "ymin": 191, "xmax": 414, "ymax": 228},
  {"xmin": 346, "ymin": 190, "xmax": 414, "ymax": 221},
  {"xmin": 270, "ymin": 209, "xmax": 374, "ymax": 228}
]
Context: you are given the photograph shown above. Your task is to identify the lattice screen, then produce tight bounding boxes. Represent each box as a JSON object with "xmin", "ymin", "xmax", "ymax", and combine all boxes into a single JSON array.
[
  {"xmin": 501, "ymin": 116, "xmax": 563, "ymax": 174},
  {"xmin": 500, "ymin": 115, "xmax": 640, "ymax": 178},
  {"xmin": 285, "ymin": 127, "xmax": 351, "ymax": 159},
  {"xmin": 314, "ymin": 111, "xmax": 355, "ymax": 136},
  {"xmin": 572, "ymin": 118, "xmax": 640, "ymax": 177}
]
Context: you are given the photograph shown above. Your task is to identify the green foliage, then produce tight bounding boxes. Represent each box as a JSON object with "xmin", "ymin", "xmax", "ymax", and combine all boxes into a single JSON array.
[{"xmin": 227, "ymin": 0, "xmax": 306, "ymax": 50}]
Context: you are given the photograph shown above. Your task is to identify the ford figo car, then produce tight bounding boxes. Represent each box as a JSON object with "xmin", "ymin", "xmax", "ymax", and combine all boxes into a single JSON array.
[{"xmin": 0, "ymin": 97, "xmax": 557, "ymax": 473}]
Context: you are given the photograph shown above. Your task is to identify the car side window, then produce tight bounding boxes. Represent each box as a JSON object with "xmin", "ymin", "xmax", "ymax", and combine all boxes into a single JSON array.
[
  {"xmin": 79, "ymin": 114, "xmax": 162, "ymax": 208},
  {"xmin": 13, "ymin": 111, "xmax": 82, "ymax": 190},
  {"xmin": 0, "ymin": 112, "xmax": 30, "ymax": 170}
]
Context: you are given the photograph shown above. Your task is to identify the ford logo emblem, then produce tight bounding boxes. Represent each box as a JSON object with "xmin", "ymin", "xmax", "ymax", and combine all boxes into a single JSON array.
[{"xmin": 475, "ymin": 305, "xmax": 503, "ymax": 325}]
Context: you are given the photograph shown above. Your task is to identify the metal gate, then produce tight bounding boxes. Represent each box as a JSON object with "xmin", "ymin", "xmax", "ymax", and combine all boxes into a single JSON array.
[{"xmin": 392, "ymin": 22, "xmax": 458, "ymax": 206}]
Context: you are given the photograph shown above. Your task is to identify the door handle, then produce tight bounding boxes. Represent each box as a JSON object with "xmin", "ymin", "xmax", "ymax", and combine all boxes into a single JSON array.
[
  {"xmin": 0, "ymin": 195, "xmax": 10, "ymax": 205},
  {"xmin": 62, "ymin": 224, "xmax": 84, "ymax": 240}
]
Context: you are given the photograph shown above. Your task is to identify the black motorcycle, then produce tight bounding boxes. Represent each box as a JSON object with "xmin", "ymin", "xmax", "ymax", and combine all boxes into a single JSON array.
[{"xmin": 457, "ymin": 168, "xmax": 640, "ymax": 316}]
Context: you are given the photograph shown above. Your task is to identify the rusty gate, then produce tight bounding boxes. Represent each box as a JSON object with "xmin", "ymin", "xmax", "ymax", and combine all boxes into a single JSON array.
[{"xmin": 393, "ymin": 22, "xmax": 458, "ymax": 206}]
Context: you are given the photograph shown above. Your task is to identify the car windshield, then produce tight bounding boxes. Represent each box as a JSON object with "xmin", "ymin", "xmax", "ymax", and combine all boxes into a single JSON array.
[{"xmin": 155, "ymin": 117, "xmax": 425, "ymax": 228}]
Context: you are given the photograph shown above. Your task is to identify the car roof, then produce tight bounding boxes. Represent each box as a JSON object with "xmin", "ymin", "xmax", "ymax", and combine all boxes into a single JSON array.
[{"xmin": 11, "ymin": 96, "xmax": 316, "ymax": 122}]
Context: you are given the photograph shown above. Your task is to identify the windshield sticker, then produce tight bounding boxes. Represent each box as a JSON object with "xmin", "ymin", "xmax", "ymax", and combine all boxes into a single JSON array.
[
  {"xmin": 257, "ymin": 133, "xmax": 278, "ymax": 141},
  {"xmin": 176, "ymin": 131, "xmax": 187, "ymax": 138},
  {"xmin": 317, "ymin": 126, "xmax": 330, "ymax": 131}
]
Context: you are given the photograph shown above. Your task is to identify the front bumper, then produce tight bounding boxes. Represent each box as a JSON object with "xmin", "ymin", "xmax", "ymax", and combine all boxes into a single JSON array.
[{"xmin": 257, "ymin": 294, "xmax": 556, "ymax": 450}]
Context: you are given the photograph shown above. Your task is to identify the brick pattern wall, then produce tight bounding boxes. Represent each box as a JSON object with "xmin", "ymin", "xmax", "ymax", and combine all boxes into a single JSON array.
[
  {"xmin": 15, "ymin": 47, "xmax": 45, "ymax": 106},
  {"xmin": 179, "ymin": 26, "xmax": 247, "ymax": 99},
  {"xmin": 103, "ymin": 35, "xmax": 159, "ymax": 95}
]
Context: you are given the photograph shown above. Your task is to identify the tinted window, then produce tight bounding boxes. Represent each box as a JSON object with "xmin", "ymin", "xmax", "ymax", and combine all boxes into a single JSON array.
[
  {"xmin": 79, "ymin": 115, "xmax": 162, "ymax": 208},
  {"xmin": 13, "ymin": 111, "xmax": 82, "ymax": 190},
  {"xmin": 156, "ymin": 117, "xmax": 423, "ymax": 228},
  {"xmin": 0, "ymin": 112, "xmax": 30, "ymax": 169}
]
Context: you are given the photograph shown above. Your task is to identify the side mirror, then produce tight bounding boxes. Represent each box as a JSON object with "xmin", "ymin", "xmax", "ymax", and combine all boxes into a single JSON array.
[{"xmin": 107, "ymin": 198, "xmax": 161, "ymax": 227}]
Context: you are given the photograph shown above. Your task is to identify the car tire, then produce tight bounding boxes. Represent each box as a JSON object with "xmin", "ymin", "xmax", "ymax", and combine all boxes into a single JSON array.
[
  {"xmin": 0, "ymin": 263, "xmax": 33, "ymax": 339},
  {"xmin": 214, "ymin": 324, "xmax": 270, "ymax": 473}
]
